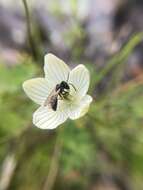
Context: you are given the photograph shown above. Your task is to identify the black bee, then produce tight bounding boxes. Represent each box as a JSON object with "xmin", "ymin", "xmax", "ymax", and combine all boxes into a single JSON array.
[{"xmin": 44, "ymin": 81, "xmax": 70, "ymax": 111}]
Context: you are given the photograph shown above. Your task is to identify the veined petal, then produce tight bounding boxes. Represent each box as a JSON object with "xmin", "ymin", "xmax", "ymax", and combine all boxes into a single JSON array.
[
  {"xmin": 69, "ymin": 64, "xmax": 90, "ymax": 97},
  {"xmin": 69, "ymin": 95, "xmax": 92, "ymax": 120},
  {"xmin": 44, "ymin": 53, "xmax": 70, "ymax": 85},
  {"xmin": 33, "ymin": 106, "xmax": 68, "ymax": 129},
  {"xmin": 23, "ymin": 78, "xmax": 53, "ymax": 105}
]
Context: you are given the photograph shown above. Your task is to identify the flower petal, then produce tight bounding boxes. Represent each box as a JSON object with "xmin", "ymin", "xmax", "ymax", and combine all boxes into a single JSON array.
[
  {"xmin": 44, "ymin": 53, "xmax": 70, "ymax": 85},
  {"xmin": 23, "ymin": 78, "xmax": 53, "ymax": 105},
  {"xmin": 69, "ymin": 64, "xmax": 90, "ymax": 97},
  {"xmin": 33, "ymin": 106, "xmax": 68, "ymax": 129},
  {"xmin": 69, "ymin": 95, "xmax": 92, "ymax": 120}
]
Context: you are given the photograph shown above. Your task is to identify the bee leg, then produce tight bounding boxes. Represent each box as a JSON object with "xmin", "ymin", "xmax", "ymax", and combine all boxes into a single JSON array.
[{"xmin": 58, "ymin": 94, "xmax": 63, "ymax": 100}]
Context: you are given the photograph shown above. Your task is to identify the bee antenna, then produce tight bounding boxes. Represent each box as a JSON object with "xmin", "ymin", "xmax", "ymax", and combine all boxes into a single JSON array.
[{"xmin": 69, "ymin": 83, "xmax": 77, "ymax": 91}]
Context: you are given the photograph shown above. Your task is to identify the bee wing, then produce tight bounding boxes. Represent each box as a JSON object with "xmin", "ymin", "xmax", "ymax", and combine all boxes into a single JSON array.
[
  {"xmin": 44, "ymin": 89, "xmax": 56, "ymax": 106},
  {"xmin": 44, "ymin": 88, "xmax": 60, "ymax": 108}
]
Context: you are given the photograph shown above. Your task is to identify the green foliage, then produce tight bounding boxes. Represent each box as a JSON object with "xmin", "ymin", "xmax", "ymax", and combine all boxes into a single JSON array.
[
  {"xmin": 1, "ymin": 32, "xmax": 143, "ymax": 190},
  {"xmin": 0, "ymin": 57, "xmax": 37, "ymax": 144},
  {"xmin": 61, "ymin": 121, "xmax": 95, "ymax": 174},
  {"xmin": 0, "ymin": 58, "xmax": 37, "ymax": 93}
]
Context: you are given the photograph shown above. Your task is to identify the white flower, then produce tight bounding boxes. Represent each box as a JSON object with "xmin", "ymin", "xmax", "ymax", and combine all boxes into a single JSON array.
[{"xmin": 23, "ymin": 53, "xmax": 92, "ymax": 129}]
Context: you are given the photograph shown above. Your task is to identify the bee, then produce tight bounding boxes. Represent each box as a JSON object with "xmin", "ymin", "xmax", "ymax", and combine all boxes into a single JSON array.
[{"xmin": 44, "ymin": 81, "xmax": 71, "ymax": 111}]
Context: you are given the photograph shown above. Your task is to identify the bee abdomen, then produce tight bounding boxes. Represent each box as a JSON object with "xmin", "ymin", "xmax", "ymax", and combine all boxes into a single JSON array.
[{"xmin": 50, "ymin": 97, "xmax": 58, "ymax": 111}]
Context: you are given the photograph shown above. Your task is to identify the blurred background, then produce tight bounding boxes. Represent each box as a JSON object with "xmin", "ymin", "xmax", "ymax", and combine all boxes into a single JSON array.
[{"xmin": 0, "ymin": 0, "xmax": 143, "ymax": 190}]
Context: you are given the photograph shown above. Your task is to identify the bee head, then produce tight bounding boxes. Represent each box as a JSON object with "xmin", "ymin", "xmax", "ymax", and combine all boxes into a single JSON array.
[
  {"xmin": 60, "ymin": 81, "xmax": 70, "ymax": 89},
  {"xmin": 55, "ymin": 81, "xmax": 70, "ymax": 92}
]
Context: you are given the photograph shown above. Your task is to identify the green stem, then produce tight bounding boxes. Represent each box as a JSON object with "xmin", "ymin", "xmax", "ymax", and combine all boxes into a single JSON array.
[
  {"xmin": 94, "ymin": 33, "xmax": 143, "ymax": 86},
  {"xmin": 43, "ymin": 130, "xmax": 62, "ymax": 190},
  {"xmin": 22, "ymin": 0, "xmax": 38, "ymax": 61}
]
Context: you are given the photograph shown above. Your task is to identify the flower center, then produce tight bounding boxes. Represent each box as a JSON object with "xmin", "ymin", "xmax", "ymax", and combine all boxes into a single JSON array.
[
  {"xmin": 56, "ymin": 81, "xmax": 78, "ymax": 112},
  {"xmin": 56, "ymin": 81, "xmax": 76, "ymax": 100}
]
